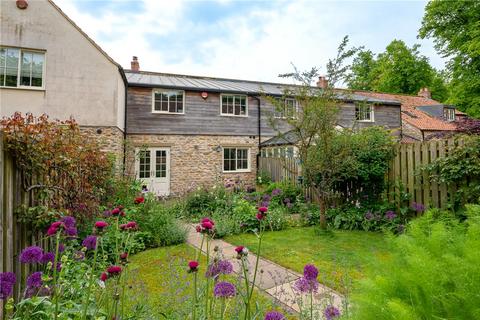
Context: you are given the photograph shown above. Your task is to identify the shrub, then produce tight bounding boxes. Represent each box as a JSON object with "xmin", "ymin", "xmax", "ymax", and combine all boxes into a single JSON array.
[{"xmin": 350, "ymin": 205, "xmax": 480, "ymax": 319}]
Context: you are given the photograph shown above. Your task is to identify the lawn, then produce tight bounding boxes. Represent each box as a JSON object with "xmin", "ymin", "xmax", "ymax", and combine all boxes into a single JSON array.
[
  {"xmin": 225, "ymin": 227, "xmax": 391, "ymax": 293},
  {"xmin": 127, "ymin": 244, "xmax": 293, "ymax": 319}
]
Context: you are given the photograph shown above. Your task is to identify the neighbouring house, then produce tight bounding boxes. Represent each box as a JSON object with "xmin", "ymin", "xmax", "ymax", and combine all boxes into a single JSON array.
[
  {"xmin": 354, "ymin": 88, "xmax": 477, "ymax": 143},
  {"xmin": 125, "ymin": 64, "xmax": 402, "ymax": 196},
  {"xmin": 0, "ymin": 0, "xmax": 126, "ymax": 163}
]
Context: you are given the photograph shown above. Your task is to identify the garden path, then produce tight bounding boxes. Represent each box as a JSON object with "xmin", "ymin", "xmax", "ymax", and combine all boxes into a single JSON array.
[{"xmin": 185, "ymin": 225, "xmax": 344, "ymax": 317}]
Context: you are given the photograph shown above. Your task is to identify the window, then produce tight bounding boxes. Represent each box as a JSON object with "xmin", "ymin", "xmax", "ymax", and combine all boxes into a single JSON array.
[
  {"xmin": 274, "ymin": 98, "xmax": 298, "ymax": 118},
  {"xmin": 153, "ymin": 90, "xmax": 184, "ymax": 114},
  {"xmin": 444, "ymin": 108, "xmax": 456, "ymax": 122},
  {"xmin": 355, "ymin": 104, "xmax": 374, "ymax": 122},
  {"xmin": 138, "ymin": 150, "xmax": 151, "ymax": 179},
  {"xmin": 0, "ymin": 47, "xmax": 45, "ymax": 88},
  {"xmin": 221, "ymin": 94, "xmax": 247, "ymax": 116},
  {"xmin": 223, "ymin": 147, "xmax": 250, "ymax": 172}
]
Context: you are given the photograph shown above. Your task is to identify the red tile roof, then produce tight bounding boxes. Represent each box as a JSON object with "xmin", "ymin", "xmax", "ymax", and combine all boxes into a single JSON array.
[{"xmin": 353, "ymin": 91, "xmax": 459, "ymax": 131}]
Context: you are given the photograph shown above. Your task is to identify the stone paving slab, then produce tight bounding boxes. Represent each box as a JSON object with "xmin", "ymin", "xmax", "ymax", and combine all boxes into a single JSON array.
[{"xmin": 185, "ymin": 224, "xmax": 344, "ymax": 316}]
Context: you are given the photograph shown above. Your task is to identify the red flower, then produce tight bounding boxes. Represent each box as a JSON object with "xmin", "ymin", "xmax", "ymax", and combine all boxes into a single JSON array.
[
  {"xmin": 111, "ymin": 208, "xmax": 121, "ymax": 216},
  {"xmin": 100, "ymin": 272, "xmax": 108, "ymax": 282},
  {"xmin": 47, "ymin": 226, "xmax": 58, "ymax": 236},
  {"xmin": 258, "ymin": 207, "xmax": 268, "ymax": 213},
  {"xmin": 235, "ymin": 246, "xmax": 244, "ymax": 253},
  {"xmin": 202, "ymin": 221, "xmax": 214, "ymax": 230},
  {"xmin": 201, "ymin": 217, "xmax": 215, "ymax": 225},
  {"xmin": 107, "ymin": 265, "xmax": 122, "ymax": 276},
  {"xmin": 188, "ymin": 260, "xmax": 199, "ymax": 272},
  {"xmin": 120, "ymin": 252, "xmax": 128, "ymax": 260},
  {"xmin": 256, "ymin": 213, "xmax": 265, "ymax": 220},
  {"xmin": 195, "ymin": 225, "xmax": 202, "ymax": 233},
  {"xmin": 134, "ymin": 197, "xmax": 145, "ymax": 204},
  {"xmin": 51, "ymin": 221, "xmax": 64, "ymax": 229},
  {"xmin": 95, "ymin": 221, "xmax": 108, "ymax": 229},
  {"xmin": 120, "ymin": 221, "xmax": 138, "ymax": 231}
]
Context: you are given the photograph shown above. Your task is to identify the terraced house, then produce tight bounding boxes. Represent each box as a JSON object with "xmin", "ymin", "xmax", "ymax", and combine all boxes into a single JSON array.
[{"xmin": 124, "ymin": 60, "xmax": 402, "ymax": 196}]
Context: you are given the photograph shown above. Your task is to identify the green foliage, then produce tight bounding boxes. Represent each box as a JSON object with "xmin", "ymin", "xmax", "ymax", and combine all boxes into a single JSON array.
[
  {"xmin": 256, "ymin": 170, "xmax": 272, "ymax": 186},
  {"xmin": 347, "ymin": 40, "xmax": 448, "ymax": 101},
  {"xmin": 419, "ymin": 0, "xmax": 480, "ymax": 118},
  {"xmin": 350, "ymin": 205, "xmax": 480, "ymax": 319},
  {"xmin": 425, "ymin": 136, "xmax": 480, "ymax": 207}
]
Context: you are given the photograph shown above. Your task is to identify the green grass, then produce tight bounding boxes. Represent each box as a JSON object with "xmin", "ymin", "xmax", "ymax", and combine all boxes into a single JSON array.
[
  {"xmin": 225, "ymin": 227, "xmax": 391, "ymax": 293},
  {"xmin": 126, "ymin": 244, "xmax": 293, "ymax": 319}
]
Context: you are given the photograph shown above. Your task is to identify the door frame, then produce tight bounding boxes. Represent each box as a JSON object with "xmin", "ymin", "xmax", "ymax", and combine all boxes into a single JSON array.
[{"xmin": 135, "ymin": 147, "xmax": 171, "ymax": 196}]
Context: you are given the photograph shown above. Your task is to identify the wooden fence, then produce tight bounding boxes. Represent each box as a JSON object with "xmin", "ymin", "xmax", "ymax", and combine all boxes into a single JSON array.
[
  {"xmin": 258, "ymin": 138, "xmax": 465, "ymax": 209},
  {"xmin": 1, "ymin": 133, "xmax": 46, "ymax": 316}
]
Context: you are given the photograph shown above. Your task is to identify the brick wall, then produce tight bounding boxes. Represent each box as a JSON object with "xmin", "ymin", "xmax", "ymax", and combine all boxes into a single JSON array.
[{"xmin": 126, "ymin": 134, "xmax": 258, "ymax": 196}]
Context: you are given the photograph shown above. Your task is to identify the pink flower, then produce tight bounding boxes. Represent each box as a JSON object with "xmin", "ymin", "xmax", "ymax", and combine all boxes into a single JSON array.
[
  {"xmin": 235, "ymin": 246, "xmax": 244, "ymax": 254},
  {"xmin": 258, "ymin": 207, "xmax": 268, "ymax": 213},
  {"xmin": 195, "ymin": 225, "xmax": 202, "ymax": 233},
  {"xmin": 111, "ymin": 208, "xmax": 121, "ymax": 216},
  {"xmin": 120, "ymin": 253, "xmax": 128, "ymax": 260},
  {"xmin": 47, "ymin": 226, "xmax": 58, "ymax": 236},
  {"xmin": 134, "ymin": 197, "xmax": 145, "ymax": 204},
  {"xmin": 188, "ymin": 260, "xmax": 199, "ymax": 272},
  {"xmin": 95, "ymin": 221, "xmax": 108, "ymax": 230},
  {"xmin": 50, "ymin": 221, "xmax": 63, "ymax": 229},
  {"xmin": 201, "ymin": 221, "xmax": 214, "ymax": 230},
  {"xmin": 106, "ymin": 266, "xmax": 122, "ymax": 277},
  {"xmin": 100, "ymin": 272, "xmax": 108, "ymax": 282},
  {"xmin": 256, "ymin": 213, "xmax": 265, "ymax": 220},
  {"xmin": 120, "ymin": 221, "xmax": 138, "ymax": 231}
]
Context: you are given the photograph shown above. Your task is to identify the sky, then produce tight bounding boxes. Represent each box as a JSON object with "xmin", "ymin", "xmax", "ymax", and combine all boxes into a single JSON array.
[{"xmin": 55, "ymin": 0, "xmax": 445, "ymax": 85}]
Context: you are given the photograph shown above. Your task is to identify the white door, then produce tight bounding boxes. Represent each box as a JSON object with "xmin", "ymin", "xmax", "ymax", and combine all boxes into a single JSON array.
[{"xmin": 136, "ymin": 148, "xmax": 170, "ymax": 196}]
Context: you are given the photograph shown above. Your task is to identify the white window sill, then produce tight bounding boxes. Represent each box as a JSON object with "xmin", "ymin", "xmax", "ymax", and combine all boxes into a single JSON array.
[
  {"xmin": 152, "ymin": 111, "xmax": 185, "ymax": 115},
  {"xmin": 223, "ymin": 169, "xmax": 251, "ymax": 173},
  {"xmin": 0, "ymin": 86, "xmax": 45, "ymax": 91},
  {"xmin": 356, "ymin": 120, "xmax": 375, "ymax": 123},
  {"xmin": 220, "ymin": 114, "xmax": 248, "ymax": 118}
]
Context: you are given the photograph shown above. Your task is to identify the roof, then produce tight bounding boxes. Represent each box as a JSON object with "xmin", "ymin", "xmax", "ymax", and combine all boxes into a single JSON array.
[
  {"xmin": 125, "ymin": 70, "xmax": 401, "ymax": 105},
  {"xmin": 261, "ymin": 131, "xmax": 299, "ymax": 147},
  {"xmin": 353, "ymin": 91, "xmax": 459, "ymax": 131}
]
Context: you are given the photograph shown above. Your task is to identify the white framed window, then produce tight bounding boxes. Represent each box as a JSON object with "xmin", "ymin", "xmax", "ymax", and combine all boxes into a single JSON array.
[
  {"xmin": 221, "ymin": 94, "xmax": 248, "ymax": 116},
  {"xmin": 152, "ymin": 89, "xmax": 185, "ymax": 114},
  {"xmin": 355, "ymin": 104, "xmax": 374, "ymax": 122},
  {"xmin": 0, "ymin": 47, "xmax": 45, "ymax": 89},
  {"xmin": 444, "ymin": 108, "xmax": 456, "ymax": 122},
  {"xmin": 223, "ymin": 147, "xmax": 250, "ymax": 172},
  {"xmin": 274, "ymin": 98, "xmax": 298, "ymax": 119}
]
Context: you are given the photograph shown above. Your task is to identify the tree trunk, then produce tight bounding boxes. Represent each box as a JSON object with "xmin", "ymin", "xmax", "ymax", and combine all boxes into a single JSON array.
[{"xmin": 319, "ymin": 195, "xmax": 327, "ymax": 229}]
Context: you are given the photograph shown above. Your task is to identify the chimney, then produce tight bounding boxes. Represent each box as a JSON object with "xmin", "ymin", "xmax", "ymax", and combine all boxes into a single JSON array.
[
  {"xmin": 316, "ymin": 76, "xmax": 328, "ymax": 89},
  {"xmin": 418, "ymin": 87, "xmax": 431, "ymax": 99},
  {"xmin": 131, "ymin": 56, "xmax": 140, "ymax": 72}
]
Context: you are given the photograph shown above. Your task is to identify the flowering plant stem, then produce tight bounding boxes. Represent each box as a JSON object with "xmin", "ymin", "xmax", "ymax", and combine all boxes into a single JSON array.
[
  {"xmin": 220, "ymin": 298, "xmax": 226, "ymax": 320},
  {"xmin": 245, "ymin": 223, "xmax": 263, "ymax": 320},
  {"xmin": 205, "ymin": 236, "xmax": 211, "ymax": 319},
  {"xmin": 82, "ymin": 237, "xmax": 100, "ymax": 320},
  {"xmin": 241, "ymin": 258, "xmax": 251, "ymax": 320},
  {"xmin": 193, "ymin": 272, "xmax": 198, "ymax": 320},
  {"xmin": 52, "ymin": 232, "xmax": 61, "ymax": 320},
  {"xmin": 310, "ymin": 290, "xmax": 313, "ymax": 320}
]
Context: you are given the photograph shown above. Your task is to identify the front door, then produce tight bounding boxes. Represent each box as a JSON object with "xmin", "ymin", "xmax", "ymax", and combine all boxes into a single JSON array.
[{"xmin": 136, "ymin": 148, "xmax": 170, "ymax": 196}]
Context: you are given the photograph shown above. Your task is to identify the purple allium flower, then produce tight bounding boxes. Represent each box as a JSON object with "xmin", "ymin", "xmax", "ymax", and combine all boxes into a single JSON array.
[
  {"xmin": 364, "ymin": 211, "xmax": 374, "ymax": 221},
  {"xmin": 58, "ymin": 243, "xmax": 65, "ymax": 253},
  {"xmin": 286, "ymin": 202, "xmax": 293, "ymax": 208},
  {"xmin": 82, "ymin": 235, "xmax": 97, "ymax": 250},
  {"xmin": 324, "ymin": 305, "xmax": 341, "ymax": 320},
  {"xmin": 293, "ymin": 277, "xmax": 319, "ymax": 294},
  {"xmin": 64, "ymin": 227, "xmax": 78, "ymax": 238},
  {"xmin": 40, "ymin": 252, "xmax": 55, "ymax": 264},
  {"xmin": 283, "ymin": 197, "xmax": 291, "ymax": 204},
  {"xmin": 303, "ymin": 264, "xmax": 318, "ymax": 281},
  {"xmin": 19, "ymin": 246, "xmax": 43, "ymax": 264},
  {"xmin": 213, "ymin": 281, "xmax": 236, "ymax": 298},
  {"xmin": 385, "ymin": 210, "xmax": 397, "ymax": 220},
  {"xmin": 262, "ymin": 194, "xmax": 272, "ymax": 202},
  {"xmin": 26, "ymin": 272, "xmax": 43, "ymax": 288},
  {"xmin": 271, "ymin": 188, "xmax": 282, "ymax": 196},
  {"xmin": 264, "ymin": 311, "xmax": 285, "ymax": 320},
  {"xmin": 0, "ymin": 272, "xmax": 16, "ymax": 300},
  {"xmin": 103, "ymin": 210, "xmax": 112, "ymax": 217},
  {"xmin": 411, "ymin": 202, "xmax": 425, "ymax": 213},
  {"xmin": 61, "ymin": 216, "xmax": 76, "ymax": 228},
  {"xmin": 206, "ymin": 260, "xmax": 233, "ymax": 278},
  {"xmin": 260, "ymin": 201, "xmax": 270, "ymax": 207}
]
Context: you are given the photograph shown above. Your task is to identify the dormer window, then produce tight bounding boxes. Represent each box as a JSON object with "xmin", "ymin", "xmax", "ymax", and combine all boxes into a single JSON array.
[
  {"xmin": 444, "ymin": 108, "xmax": 456, "ymax": 122},
  {"xmin": 355, "ymin": 104, "xmax": 374, "ymax": 122}
]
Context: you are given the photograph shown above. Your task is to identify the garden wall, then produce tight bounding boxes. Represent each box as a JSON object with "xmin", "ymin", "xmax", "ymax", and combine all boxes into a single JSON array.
[{"xmin": 259, "ymin": 138, "xmax": 465, "ymax": 209}]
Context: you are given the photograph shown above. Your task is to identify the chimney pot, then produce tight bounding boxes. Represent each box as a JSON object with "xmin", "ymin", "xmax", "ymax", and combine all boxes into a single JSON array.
[
  {"xmin": 418, "ymin": 87, "xmax": 431, "ymax": 99},
  {"xmin": 316, "ymin": 76, "xmax": 328, "ymax": 89},
  {"xmin": 131, "ymin": 56, "xmax": 140, "ymax": 72}
]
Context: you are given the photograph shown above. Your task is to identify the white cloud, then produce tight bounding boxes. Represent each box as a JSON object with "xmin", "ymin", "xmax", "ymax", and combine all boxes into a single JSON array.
[{"xmin": 54, "ymin": 0, "xmax": 445, "ymax": 86}]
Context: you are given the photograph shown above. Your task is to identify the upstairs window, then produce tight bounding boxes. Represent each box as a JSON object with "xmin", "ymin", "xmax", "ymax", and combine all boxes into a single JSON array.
[
  {"xmin": 444, "ymin": 108, "xmax": 456, "ymax": 122},
  {"xmin": 274, "ymin": 98, "xmax": 298, "ymax": 119},
  {"xmin": 0, "ymin": 47, "xmax": 45, "ymax": 88},
  {"xmin": 221, "ymin": 94, "xmax": 247, "ymax": 116},
  {"xmin": 152, "ymin": 90, "xmax": 184, "ymax": 114},
  {"xmin": 223, "ymin": 147, "xmax": 250, "ymax": 172},
  {"xmin": 355, "ymin": 104, "xmax": 374, "ymax": 122}
]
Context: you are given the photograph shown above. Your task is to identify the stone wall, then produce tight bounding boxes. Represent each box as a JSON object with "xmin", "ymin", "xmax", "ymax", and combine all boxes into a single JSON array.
[
  {"xmin": 402, "ymin": 121, "xmax": 423, "ymax": 141},
  {"xmin": 80, "ymin": 126, "xmax": 124, "ymax": 168},
  {"xmin": 126, "ymin": 134, "xmax": 258, "ymax": 196}
]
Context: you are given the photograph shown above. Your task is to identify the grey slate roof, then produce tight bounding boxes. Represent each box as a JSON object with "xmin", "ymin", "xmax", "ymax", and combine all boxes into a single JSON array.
[
  {"xmin": 261, "ymin": 131, "xmax": 299, "ymax": 147},
  {"xmin": 125, "ymin": 70, "xmax": 401, "ymax": 106}
]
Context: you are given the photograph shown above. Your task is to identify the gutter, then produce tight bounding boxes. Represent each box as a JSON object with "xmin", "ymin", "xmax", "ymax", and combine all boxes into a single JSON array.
[{"xmin": 118, "ymin": 66, "xmax": 128, "ymax": 174}]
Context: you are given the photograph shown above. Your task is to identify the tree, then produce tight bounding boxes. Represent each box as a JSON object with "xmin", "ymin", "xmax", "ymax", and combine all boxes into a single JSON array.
[
  {"xmin": 269, "ymin": 36, "xmax": 360, "ymax": 229},
  {"xmin": 419, "ymin": 1, "xmax": 480, "ymax": 118},
  {"xmin": 347, "ymin": 40, "xmax": 448, "ymax": 101}
]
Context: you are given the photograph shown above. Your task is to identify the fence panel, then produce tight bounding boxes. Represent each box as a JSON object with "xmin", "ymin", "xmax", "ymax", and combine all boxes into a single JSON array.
[{"xmin": 259, "ymin": 138, "xmax": 465, "ymax": 209}]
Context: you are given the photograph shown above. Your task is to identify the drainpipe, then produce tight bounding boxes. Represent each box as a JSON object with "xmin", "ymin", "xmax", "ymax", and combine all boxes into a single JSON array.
[
  {"xmin": 118, "ymin": 66, "xmax": 128, "ymax": 175},
  {"xmin": 252, "ymin": 95, "xmax": 262, "ymax": 175}
]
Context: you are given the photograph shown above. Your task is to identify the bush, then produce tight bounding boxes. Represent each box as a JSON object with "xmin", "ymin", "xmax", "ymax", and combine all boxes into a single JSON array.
[{"xmin": 350, "ymin": 205, "xmax": 480, "ymax": 319}]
